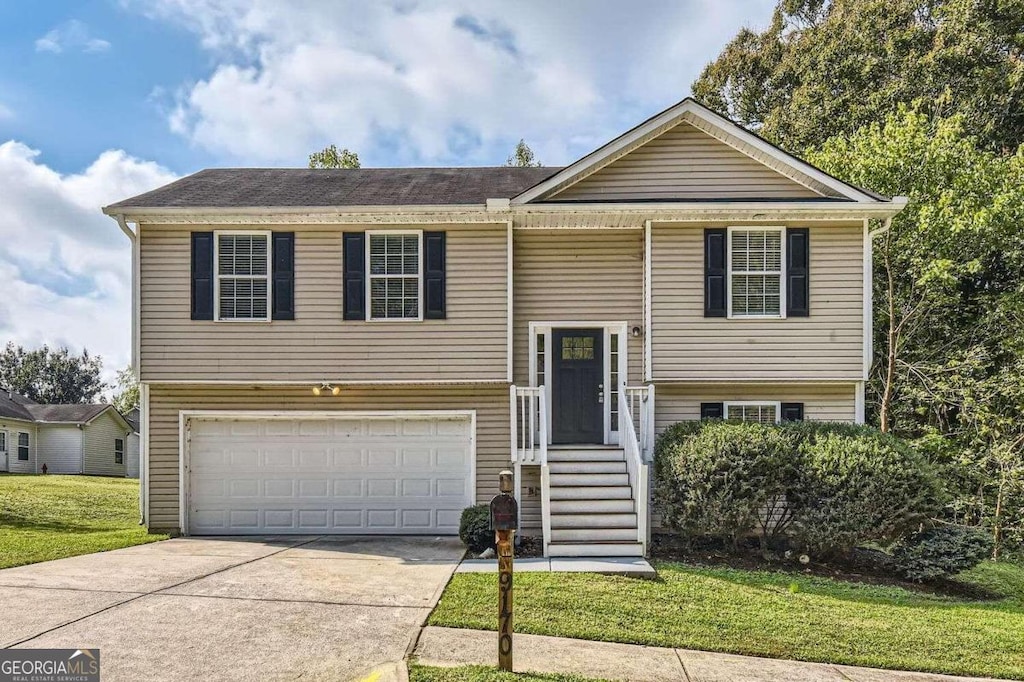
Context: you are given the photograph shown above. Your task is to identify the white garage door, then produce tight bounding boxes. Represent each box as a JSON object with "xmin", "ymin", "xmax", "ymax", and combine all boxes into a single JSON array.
[{"xmin": 187, "ymin": 413, "xmax": 473, "ymax": 535}]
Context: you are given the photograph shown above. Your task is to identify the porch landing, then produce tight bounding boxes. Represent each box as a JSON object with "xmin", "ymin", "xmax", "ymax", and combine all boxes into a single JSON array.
[{"xmin": 456, "ymin": 556, "xmax": 656, "ymax": 578}]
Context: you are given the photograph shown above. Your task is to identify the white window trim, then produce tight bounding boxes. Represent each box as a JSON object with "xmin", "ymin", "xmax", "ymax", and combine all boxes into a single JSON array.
[
  {"xmin": 724, "ymin": 401, "xmax": 783, "ymax": 423},
  {"xmin": 17, "ymin": 431, "xmax": 29, "ymax": 461},
  {"xmin": 365, "ymin": 229, "xmax": 424, "ymax": 322},
  {"xmin": 726, "ymin": 226, "xmax": 787, "ymax": 320},
  {"xmin": 115, "ymin": 437, "xmax": 125, "ymax": 464},
  {"xmin": 213, "ymin": 230, "xmax": 273, "ymax": 323}
]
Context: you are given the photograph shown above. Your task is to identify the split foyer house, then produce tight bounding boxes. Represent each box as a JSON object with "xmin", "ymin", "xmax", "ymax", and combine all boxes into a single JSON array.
[{"xmin": 104, "ymin": 98, "xmax": 906, "ymax": 557}]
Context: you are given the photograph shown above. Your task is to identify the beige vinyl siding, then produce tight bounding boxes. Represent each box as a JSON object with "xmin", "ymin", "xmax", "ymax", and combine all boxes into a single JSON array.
[
  {"xmin": 551, "ymin": 122, "xmax": 822, "ymax": 202},
  {"xmin": 512, "ymin": 229, "xmax": 644, "ymax": 386},
  {"xmin": 654, "ymin": 383, "xmax": 858, "ymax": 432},
  {"xmin": 145, "ymin": 385, "xmax": 541, "ymax": 535},
  {"xmin": 139, "ymin": 222, "xmax": 508, "ymax": 383},
  {"xmin": 37, "ymin": 425, "xmax": 83, "ymax": 474},
  {"xmin": 651, "ymin": 221, "xmax": 864, "ymax": 381},
  {"xmin": 83, "ymin": 410, "xmax": 129, "ymax": 477}
]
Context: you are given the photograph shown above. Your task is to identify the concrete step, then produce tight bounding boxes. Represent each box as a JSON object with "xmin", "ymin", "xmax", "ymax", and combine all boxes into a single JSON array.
[
  {"xmin": 548, "ymin": 448, "xmax": 625, "ymax": 462},
  {"xmin": 549, "ymin": 472, "xmax": 629, "ymax": 487},
  {"xmin": 550, "ymin": 527, "xmax": 639, "ymax": 542},
  {"xmin": 548, "ymin": 485, "xmax": 633, "ymax": 501},
  {"xmin": 548, "ymin": 461, "xmax": 626, "ymax": 475},
  {"xmin": 550, "ymin": 513, "xmax": 638, "ymax": 529},
  {"xmin": 547, "ymin": 542, "xmax": 645, "ymax": 557},
  {"xmin": 549, "ymin": 499, "xmax": 635, "ymax": 514}
]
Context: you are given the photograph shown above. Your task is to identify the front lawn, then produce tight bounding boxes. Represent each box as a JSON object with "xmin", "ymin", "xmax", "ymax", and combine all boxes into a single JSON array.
[
  {"xmin": 429, "ymin": 560, "xmax": 1024, "ymax": 680},
  {"xmin": 409, "ymin": 664, "xmax": 606, "ymax": 682},
  {"xmin": 0, "ymin": 474, "xmax": 166, "ymax": 568}
]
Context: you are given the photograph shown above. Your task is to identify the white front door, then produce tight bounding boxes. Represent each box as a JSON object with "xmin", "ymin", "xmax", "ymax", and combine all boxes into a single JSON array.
[
  {"xmin": 186, "ymin": 413, "xmax": 474, "ymax": 535},
  {"xmin": 0, "ymin": 431, "xmax": 7, "ymax": 472}
]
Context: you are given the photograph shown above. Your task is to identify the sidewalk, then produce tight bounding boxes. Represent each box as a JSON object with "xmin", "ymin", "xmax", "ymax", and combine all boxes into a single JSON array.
[{"xmin": 413, "ymin": 626, "xmax": 1001, "ymax": 682}]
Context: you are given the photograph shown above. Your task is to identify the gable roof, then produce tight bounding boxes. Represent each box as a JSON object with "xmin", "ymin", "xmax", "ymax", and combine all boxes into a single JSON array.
[
  {"xmin": 105, "ymin": 167, "xmax": 560, "ymax": 211},
  {"xmin": 0, "ymin": 390, "xmax": 37, "ymax": 422},
  {"xmin": 511, "ymin": 98, "xmax": 886, "ymax": 205},
  {"xmin": 0, "ymin": 388, "xmax": 131, "ymax": 430}
]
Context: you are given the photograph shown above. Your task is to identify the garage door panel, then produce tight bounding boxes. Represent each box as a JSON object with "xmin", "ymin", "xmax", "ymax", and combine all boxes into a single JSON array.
[{"xmin": 188, "ymin": 415, "xmax": 473, "ymax": 535}]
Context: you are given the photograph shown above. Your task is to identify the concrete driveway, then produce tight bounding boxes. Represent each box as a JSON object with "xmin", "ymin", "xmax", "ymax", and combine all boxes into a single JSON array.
[{"xmin": 0, "ymin": 536, "xmax": 465, "ymax": 681}]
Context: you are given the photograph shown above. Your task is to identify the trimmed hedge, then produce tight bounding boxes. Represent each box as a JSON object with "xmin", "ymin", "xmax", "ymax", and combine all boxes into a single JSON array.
[{"xmin": 655, "ymin": 420, "xmax": 944, "ymax": 558}]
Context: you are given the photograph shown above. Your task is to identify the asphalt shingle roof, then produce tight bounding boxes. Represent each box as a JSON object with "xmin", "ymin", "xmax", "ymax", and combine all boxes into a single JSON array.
[
  {"xmin": 0, "ymin": 390, "xmax": 36, "ymax": 422},
  {"xmin": 26, "ymin": 404, "xmax": 111, "ymax": 423},
  {"xmin": 105, "ymin": 167, "xmax": 562, "ymax": 210}
]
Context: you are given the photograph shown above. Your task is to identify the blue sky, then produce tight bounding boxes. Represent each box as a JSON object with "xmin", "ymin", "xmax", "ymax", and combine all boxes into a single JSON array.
[{"xmin": 0, "ymin": 0, "xmax": 776, "ymax": 388}]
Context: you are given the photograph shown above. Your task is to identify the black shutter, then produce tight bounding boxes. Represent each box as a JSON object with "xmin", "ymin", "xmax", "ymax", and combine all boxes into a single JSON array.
[
  {"xmin": 704, "ymin": 228, "xmax": 727, "ymax": 317},
  {"xmin": 271, "ymin": 232, "xmax": 295, "ymax": 320},
  {"xmin": 191, "ymin": 232, "xmax": 214, "ymax": 321},
  {"xmin": 343, "ymin": 232, "xmax": 366, "ymax": 320},
  {"xmin": 423, "ymin": 231, "xmax": 446, "ymax": 319},
  {"xmin": 787, "ymin": 228, "xmax": 810, "ymax": 317},
  {"xmin": 781, "ymin": 403, "xmax": 805, "ymax": 422},
  {"xmin": 700, "ymin": 402, "xmax": 724, "ymax": 420}
]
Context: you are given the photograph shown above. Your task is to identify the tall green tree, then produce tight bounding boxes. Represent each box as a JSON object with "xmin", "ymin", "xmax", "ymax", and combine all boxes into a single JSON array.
[
  {"xmin": 0, "ymin": 343, "xmax": 107, "ymax": 404},
  {"xmin": 308, "ymin": 145, "xmax": 361, "ymax": 169},
  {"xmin": 505, "ymin": 139, "xmax": 541, "ymax": 167},
  {"xmin": 807, "ymin": 110, "xmax": 1024, "ymax": 555},
  {"xmin": 112, "ymin": 365, "xmax": 139, "ymax": 414},
  {"xmin": 693, "ymin": 0, "xmax": 1024, "ymax": 153}
]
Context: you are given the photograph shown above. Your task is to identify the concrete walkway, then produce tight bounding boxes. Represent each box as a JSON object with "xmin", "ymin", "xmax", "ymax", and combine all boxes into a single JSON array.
[
  {"xmin": 414, "ymin": 626, "xmax": 1002, "ymax": 682},
  {"xmin": 0, "ymin": 536, "xmax": 464, "ymax": 682},
  {"xmin": 457, "ymin": 556, "xmax": 656, "ymax": 577}
]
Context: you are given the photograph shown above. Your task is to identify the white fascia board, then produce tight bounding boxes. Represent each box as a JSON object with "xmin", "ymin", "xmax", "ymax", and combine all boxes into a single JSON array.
[{"xmin": 521, "ymin": 199, "xmax": 908, "ymax": 219}]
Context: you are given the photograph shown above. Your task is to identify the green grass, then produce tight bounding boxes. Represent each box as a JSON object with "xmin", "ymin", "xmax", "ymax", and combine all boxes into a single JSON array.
[
  {"xmin": 429, "ymin": 560, "xmax": 1024, "ymax": 679},
  {"xmin": 0, "ymin": 474, "xmax": 167, "ymax": 568},
  {"xmin": 409, "ymin": 664, "xmax": 607, "ymax": 682}
]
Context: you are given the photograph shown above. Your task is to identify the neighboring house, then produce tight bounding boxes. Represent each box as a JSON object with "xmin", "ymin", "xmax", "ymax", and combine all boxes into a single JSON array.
[
  {"xmin": 0, "ymin": 389, "xmax": 134, "ymax": 477},
  {"xmin": 124, "ymin": 407, "xmax": 141, "ymax": 479},
  {"xmin": 104, "ymin": 98, "xmax": 906, "ymax": 556}
]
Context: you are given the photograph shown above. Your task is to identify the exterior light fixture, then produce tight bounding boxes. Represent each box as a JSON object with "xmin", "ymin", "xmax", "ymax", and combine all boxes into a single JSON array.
[{"xmin": 312, "ymin": 383, "xmax": 340, "ymax": 396}]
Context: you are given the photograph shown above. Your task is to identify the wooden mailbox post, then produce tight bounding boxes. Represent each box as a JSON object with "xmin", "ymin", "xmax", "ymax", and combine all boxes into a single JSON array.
[{"xmin": 490, "ymin": 469, "xmax": 518, "ymax": 672}]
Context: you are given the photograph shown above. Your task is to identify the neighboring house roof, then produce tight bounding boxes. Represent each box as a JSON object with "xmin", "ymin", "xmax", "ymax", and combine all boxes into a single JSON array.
[
  {"xmin": 26, "ymin": 403, "xmax": 111, "ymax": 423},
  {"xmin": 0, "ymin": 388, "xmax": 132, "ymax": 430},
  {"xmin": 104, "ymin": 166, "xmax": 560, "ymax": 210},
  {"xmin": 0, "ymin": 390, "xmax": 38, "ymax": 422},
  {"xmin": 124, "ymin": 407, "xmax": 140, "ymax": 433}
]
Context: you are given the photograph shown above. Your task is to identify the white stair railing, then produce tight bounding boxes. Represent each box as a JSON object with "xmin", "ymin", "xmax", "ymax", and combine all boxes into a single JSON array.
[
  {"xmin": 510, "ymin": 385, "xmax": 547, "ymax": 465},
  {"xmin": 620, "ymin": 386, "xmax": 650, "ymax": 554},
  {"xmin": 624, "ymin": 385, "xmax": 656, "ymax": 461},
  {"xmin": 510, "ymin": 385, "xmax": 550, "ymax": 554}
]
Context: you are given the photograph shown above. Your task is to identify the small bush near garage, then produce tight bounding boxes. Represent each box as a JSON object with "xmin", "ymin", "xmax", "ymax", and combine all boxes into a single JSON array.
[
  {"xmin": 890, "ymin": 524, "xmax": 993, "ymax": 581},
  {"xmin": 459, "ymin": 505, "xmax": 493, "ymax": 553},
  {"xmin": 654, "ymin": 421, "xmax": 802, "ymax": 549},
  {"xmin": 655, "ymin": 420, "xmax": 944, "ymax": 561}
]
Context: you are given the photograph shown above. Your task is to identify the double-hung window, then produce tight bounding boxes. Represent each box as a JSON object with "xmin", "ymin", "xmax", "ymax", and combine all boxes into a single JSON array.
[
  {"xmin": 115, "ymin": 438, "xmax": 124, "ymax": 465},
  {"xmin": 17, "ymin": 432, "xmax": 29, "ymax": 461},
  {"xmin": 729, "ymin": 227, "xmax": 785, "ymax": 318},
  {"xmin": 725, "ymin": 402, "xmax": 781, "ymax": 424},
  {"xmin": 368, "ymin": 232, "xmax": 421, "ymax": 320},
  {"xmin": 216, "ymin": 232, "xmax": 271, "ymax": 321}
]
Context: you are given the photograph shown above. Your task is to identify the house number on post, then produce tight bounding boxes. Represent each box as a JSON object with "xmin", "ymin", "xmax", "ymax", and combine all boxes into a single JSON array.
[{"xmin": 490, "ymin": 469, "xmax": 518, "ymax": 672}]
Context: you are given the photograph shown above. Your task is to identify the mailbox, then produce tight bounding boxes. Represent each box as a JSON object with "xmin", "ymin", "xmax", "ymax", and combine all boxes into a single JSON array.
[{"xmin": 490, "ymin": 470, "xmax": 518, "ymax": 531}]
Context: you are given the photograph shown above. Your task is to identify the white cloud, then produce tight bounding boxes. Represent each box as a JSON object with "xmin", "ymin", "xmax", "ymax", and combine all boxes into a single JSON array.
[
  {"xmin": 0, "ymin": 103, "xmax": 12, "ymax": 120},
  {"xmin": 35, "ymin": 19, "xmax": 111, "ymax": 54},
  {"xmin": 141, "ymin": 0, "xmax": 776, "ymax": 166},
  {"xmin": 0, "ymin": 142, "xmax": 176, "ymax": 385}
]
